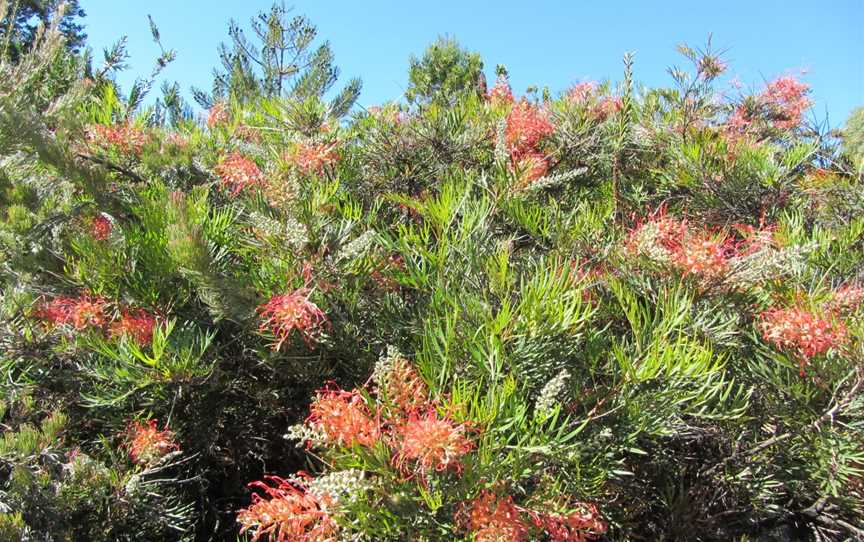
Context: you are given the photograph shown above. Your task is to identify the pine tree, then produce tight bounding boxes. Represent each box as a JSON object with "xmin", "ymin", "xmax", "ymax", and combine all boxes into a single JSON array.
[
  {"xmin": 194, "ymin": 1, "xmax": 361, "ymax": 118},
  {"xmin": 0, "ymin": 0, "xmax": 85, "ymax": 62},
  {"xmin": 405, "ymin": 36, "xmax": 484, "ymax": 105}
]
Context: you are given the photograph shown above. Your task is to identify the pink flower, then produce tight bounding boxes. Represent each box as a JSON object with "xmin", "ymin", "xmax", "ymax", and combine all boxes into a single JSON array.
[
  {"xmin": 35, "ymin": 294, "xmax": 108, "ymax": 330},
  {"xmin": 567, "ymin": 81, "xmax": 597, "ymax": 104},
  {"xmin": 394, "ymin": 409, "xmax": 474, "ymax": 474},
  {"xmin": 527, "ymin": 504, "xmax": 607, "ymax": 542},
  {"xmin": 110, "ymin": 308, "xmax": 158, "ymax": 346},
  {"xmin": 126, "ymin": 419, "xmax": 178, "ymax": 465},
  {"xmin": 505, "ymin": 100, "xmax": 554, "ymax": 162},
  {"xmin": 759, "ymin": 307, "xmax": 846, "ymax": 372},
  {"xmin": 306, "ymin": 387, "xmax": 381, "ymax": 448},
  {"xmin": 465, "ymin": 491, "xmax": 530, "ymax": 542},
  {"xmin": 85, "ymin": 123, "xmax": 149, "ymax": 155},
  {"xmin": 215, "ymin": 153, "xmax": 264, "ymax": 196},
  {"xmin": 257, "ymin": 288, "xmax": 330, "ymax": 349},
  {"xmin": 207, "ymin": 101, "xmax": 230, "ymax": 128},
  {"xmin": 90, "ymin": 214, "xmax": 113, "ymax": 241},
  {"xmin": 488, "ymin": 73, "xmax": 515, "ymax": 105},
  {"xmin": 288, "ymin": 142, "xmax": 339, "ymax": 175},
  {"xmin": 237, "ymin": 475, "xmax": 337, "ymax": 542}
]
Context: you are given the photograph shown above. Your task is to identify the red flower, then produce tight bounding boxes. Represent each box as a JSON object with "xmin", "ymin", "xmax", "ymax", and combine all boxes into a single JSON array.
[
  {"xmin": 567, "ymin": 82, "xmax": 597, "ymax": 104},
  {"xmin": 307, "ymin": 387, "xmax": 381, "ymax": 448},
  {"xmin": 90, "ymin": 214, "xmax": 113, "ymax": 241},
  {"xmin": 512, "ymin": 152, "xmax": 549, "ymax": 189},
  {"xmin": 110, "ymin": 308, "xmax": 158, "ymax": 346},
  {"xmin": 288, "ymin": 142, "xmax": 339, "ymax": 175},
  {"xmin": 527, "ymin": 504, "xmax": 607, "ymax": 542},
  {"xmin": 759, "ymin": 307, "xmax": 847, "ymax": 372},
  {"xmin": 488, "ymin": 73, "xmax": 515, "ymax": 105},
  {"xmin": 376, "ymin": 356, "xmax": 428, "ymax": 416},
  {"xmin": 727, "ymin": 76, "xmax": 811, "ymax": 133},
  {"xmin": 215, "ymin": 153, "xmax": 264, "ymax": 196},
  {"xmin": 126, "ymin": 419, "xmax": 178, "ymax": 465},
  {"xmin": 257, "ymin": 288, "xmax": 330, "ymax": 349},
  {"xmin": 394, "ymin": 409, "xmax": 474, "ymax": 474},
  {"xmin": 592, "ymin": 96, "xmax": 623, "ymax": 120},
  {"xmin": 829, "ymin": 284, "xmax": 864, "ymax": 314},
  {"xmin": 505, "ymin": 100, "xmax": 554, "ymax": 162},
  {"xmin": 673, "ymin": 235, "xmax": 734, "ymax": 279},
  {"xmin": 85, "ymin": 123, "xmax": 149, "ymax": 155},
  {"xmin": 35, "ymin": 294, "xmax": 108, "ymax": 330},
  {"xmin": 465, "ymin": 491, "xmax": 530, "ymax": 542},
  {"xmin": 237, "ymin": 475, "xmax": 337, "ymax": 542},
  {"xmin": 207, "ymin": 101, "xmax": 230, "ymax": 128}
]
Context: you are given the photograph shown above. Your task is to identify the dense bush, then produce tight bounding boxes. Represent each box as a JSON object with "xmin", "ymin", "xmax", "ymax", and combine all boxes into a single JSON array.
[{"xmin": 1, "ymin": 8, "xmax": 863, "ymax": 542}]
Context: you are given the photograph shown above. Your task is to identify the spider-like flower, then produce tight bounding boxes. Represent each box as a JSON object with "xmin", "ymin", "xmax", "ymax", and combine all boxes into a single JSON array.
[
  {"xmin": 465, "ymin": 491, "xmax": 529, "ymax": 542},
  {"xmin": 207, "ymin": 101, "xmax": 230, "ymax": 128},
  {"xmin": 85, "ymin": 123, "xmax": 149, "ymax": 155},
  {"xmin": 527, "ymin": 504, "xmax": 607, "ymax": 542},
  {"xmin": 673, "ymin": 235, "xmax": 734, "ymax": 280},
  {"xmin": 110, "ymin": 308, "xmax": 158, "ymax": 346},
  {"xmin": 592, "ymin": 96, "xmax": 623, "ymax": 121},
  {"xmin": 215, "ymin": 153, "xmax": 265, "ymax": 196},
  {"xmin": 126, "ymin": 419, "xmax": 178, "ymax": 465},
  {"xmin": 829, "ymin": 284, "xmax": 864, "ymax": 314},
  {"xmin": 306, "ymin": 387, "xmax": 381, "ymax": 448},
  {"xmin": 567, "ymin": 82, "xmax": 597, "ymax": 104},
  {"xmin": 237, "ymin": 475, "xmax": 337, "ymax": 542},
  {"xmin": 372, "ymin": 349, "xmax": 428, "ymax": 416},
  {"xmin": 258, "ymin": 288, "xmax": 330, "ymax": 349},
  {"xmin": 35, "ymin": 294, "xmax": 108, "ymax": 330},
  {"xmin": 759, "ymin": 307, "xmax": 847, "ymax": 370},
  {"xmin": 625, "ymin": 210, "xmax": 687, "ymax": 264},
  {"xmin": 488, "ymin": 73, "xmax": 514, "ymax": 105},
  {"xmin": 505, "ymin": 100, "xmax": 554, "ymax": 162},
  {"xmin": 512, "ymin": 152, "xmax": 549, "ymax": 189},
  {"xmin": 90, "ymin": 214, "xmax": 113, "ymax": 241},
  {"xmin": 288, "ymin": 142, "xmax": 339, "ymax": 175},
  {"xmin": 394, "ymin": 409, "xmax": 474, "ymax": 474},
  {"xmin": 727, "ymin": 76, "xmax": 811, "ymax": 133}
]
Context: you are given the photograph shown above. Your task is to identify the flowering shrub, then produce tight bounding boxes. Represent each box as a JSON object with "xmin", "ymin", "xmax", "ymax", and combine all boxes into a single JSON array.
[{"xmin": 3, "ymin": 19, "xmax": 863, "ymax": 542}]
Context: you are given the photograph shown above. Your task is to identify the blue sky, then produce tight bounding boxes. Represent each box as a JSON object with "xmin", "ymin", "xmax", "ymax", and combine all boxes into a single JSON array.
[{"xmin": 80, "ymin": 1, "xmax": 863, "ymax": 125}]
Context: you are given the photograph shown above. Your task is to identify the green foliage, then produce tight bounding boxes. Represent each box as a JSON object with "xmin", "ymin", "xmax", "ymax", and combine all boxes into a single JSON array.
[
  {"xmin": 406, "ymin": 36, "xmax": 485, "ymax": 105},
  {"xmin": 1, "ymin": 10, "xmax": 863, "ymax": 542}
]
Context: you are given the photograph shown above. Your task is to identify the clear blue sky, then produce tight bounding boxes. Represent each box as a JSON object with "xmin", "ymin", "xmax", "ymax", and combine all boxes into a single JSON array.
[{"xmin": 80, "ymin": 0, "xmax": 863, "ymax": 125}]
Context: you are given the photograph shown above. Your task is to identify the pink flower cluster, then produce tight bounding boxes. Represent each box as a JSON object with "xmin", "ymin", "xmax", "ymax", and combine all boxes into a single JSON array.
[
  {"xmin": 728, "ymin": 76, "xmax": 811, "ymax": 133},
  {"xmin": 464, "ymin": 490, "xmax": 607, "ymax": 542},
  {"xmin": 287, "ymin": 141, "xmax": 339, "ymax": 175},
  {"xmin": 759, "ymin": 307, "xmax": 846, "ymax": 372},
  {"xmin": 207, "ymin": 101, "xmax": 230, "ymax": 128},
  {"xmin": 238, "ymin": 475, "xmax": 336, "ymax": 542},
  {"xmin": 257, "ymin": 288, "xmax": 330, "ymax": 349},
  {"xmin": 85, "ymin": 123, "xmax": 149, "ymax": 155},
  {"xmin": 488, "ymin": 73, "xmax": 515, "ymax": 105},
  {"xmin": 505, "ymin": 100, "xmax": 555, "ymax": 186},
  {"xmin": 215, "ymin": 153, "xmax": 265, "ymax": 195},
  {"xmin": 34, "ymin": 294, "xmax": 158, "ymax": 346},
  {"xmin": 126, "ymin": 419, "xmax": 178, "ymax": 465},
  {"xmin": 90, "ymin": 214, "xmax": 113, "ymax": 241}
]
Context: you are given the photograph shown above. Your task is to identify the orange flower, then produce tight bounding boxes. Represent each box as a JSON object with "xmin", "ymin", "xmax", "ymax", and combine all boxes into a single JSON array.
[
  {"xmin": 567, "ymin": 82, "xmax": 597, "ymax": 104},
  {"xmin": 288, "ymin": 142, "xmax": 339, "ymax": 175},
  {"xmin": 258, "ymin": 288, "xmax": 330, "ymax": 349},
  {"xmin": 110, "ymin": 308, "xmax": 158, "ymax": 346},
  {"xmin": 215, "ymin": 153, "xmax": 264, "ymax": 196},
  {"xmin": 488, "ymin": 73, "xmax": 514, "ymax": 105},
  {"xmin": 35, "ymin": 294, "xmax": 107, "ymax": 330},
  {"xmin": 759, "ymin": 307, "xmax": 847, "ymax": 372},
  {"xmin": 307, "ymin": 387, "xmax": 381, "ymax": 448},
  {"xmin": 527, "ymin": 504, "xmax": 607, "ymax": 542},
  {"xmin": 85, "ymin": 123, "xmax": 149, "ymax": 155},
  {"xmin": 207, "ymin": 101, "xmax": 230, "ymax": 128},
  {"xmin": 505, "ymin": 100, "xmax": 554, "ymax": 162},
  {"xmin": 465, "ymin": 491, "xmax": 529, "ymax": 542},
  {"xmin": 237, "ymin": 475, "xmax": 337, "ymax": 542},
  {"xmin": 90, "ymin": 214, "xmax": 113, "ymax": 241},
  {"xmin": 394, "ymin": 410, "xmax": 474, "ymax": 474},
  {"xmin": 673, "ymin": 235, "xmax": 733, "ymax": 279},
  {"xmin": 376, "ymin": 356, "xmax": 428, "ymax": 416},
  {"xmin": 126, "ymin": 419, "xmax": 178, "ymax": 465}
]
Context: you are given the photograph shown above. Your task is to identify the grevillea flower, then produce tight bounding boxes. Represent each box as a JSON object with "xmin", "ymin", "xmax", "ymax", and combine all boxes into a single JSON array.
[
  {"xmin": 207, "ymin": 101, "xmax": 230, "ymax": 128},
  {"xmin": 672, "ymin": 235, "xmax": 735, "ymax": 279},
  {"xmin": 394, "ymin": 409, "xmax": 474, "ymax": 474},
  {"xmin": 527, "ymin": 504, "xmax": 607, "ymax": 542},
  {"xmin": 625, "ymin": 210, "xmax": 687, "ymax": 264},
  {"xmin": 90, "ymin": 214, "xmax": 113, "ymax": 241},
  {"xmin": 829, "ymin": 284, "xmax": 864, "ymax": 314},
  {"xmin": 288, "ymin": 142, "xmax": 339, "ymax": 175},
  {"xmin": 465, "ymin": 491, "xmax": 529, "ymax": 542},
  {"xmin": 35, "ymin": 294, "xmax": 108, "ymax": 330},
  {"xmin": 110, "ymin": 308, "xmax": 158, "ymax": 346},
  {"xmin": 126, "ymin": 419, "xmax": 178, "ymax": 465},
  {"xmin": 85, "ymin": 123, "xmax": 149, "ymax": 155},
  {"xmin": 512, "ymin": 152, "xmax": 550, "ymax": 189},
  {"xmin": 727, "ymin": 76, "xmax": 811, "ymax": 133},
  {"xmin": 505, "ymin": 100, "xmax": 554, "ymax": 162},
  {"xmin": 215, "ymin": 153, "xmax": 264, "ymax": 196},
  {"xmin": 306, "ymin": 387, "xmax": 381, "ymax": 448},
  {"xmin": 488, "ymin": 73, "xmax": 515, "ymax": 105},
  {"xmin": 373, "ymin": 353, "xmax": 428, "ymax": 416},
  {"xmin": 237, "ymin": 475, "xmax": 337, "ymax": 542},
  {"xmin": 759, "ymin": 307, "xmax": 846, "ymax": 371},
  {"xmin": 257, "ymin": 288, "xmax": 330, "ymax": 349},
  {"xmin": 567, "ymin": 82, "xmax": 597, "ymax": 104},
  {"xmin": 697, "ymin": 55, "xmax": 727, "ymax": 79},
  {"xmin": 592, "ymin": 96, "xmax": 623, "ymax": 121}
]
